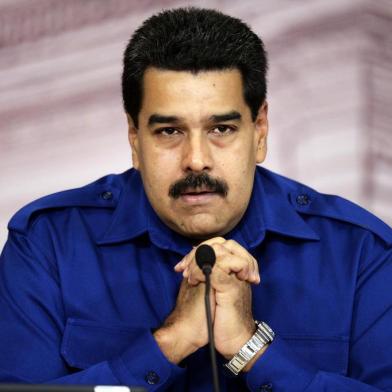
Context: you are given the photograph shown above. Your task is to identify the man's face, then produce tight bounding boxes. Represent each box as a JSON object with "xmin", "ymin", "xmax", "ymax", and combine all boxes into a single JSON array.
[{"xmin": 128, "ymin": 67, "xmax": 268, "ymax": 239}]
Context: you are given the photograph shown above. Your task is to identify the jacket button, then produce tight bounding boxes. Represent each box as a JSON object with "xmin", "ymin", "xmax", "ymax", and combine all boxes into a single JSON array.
[
  {"xmin": 101, "ymin": 191, "xmax": 113, "ymax": 200},
  {"xmin": 145, "ymin": 370, "xmax": 160, "ymax": 385},
  {"xmin": 296, "ymin": 194, "xmax": 310, "ymax": 206},
  {"xmin": 260, "ymin": 383, "xmax": 273, "ymax": 391}
]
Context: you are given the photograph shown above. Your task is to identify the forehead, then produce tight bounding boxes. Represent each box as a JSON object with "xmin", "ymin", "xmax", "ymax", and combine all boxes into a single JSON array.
[{"xmin": 140, "ymin": 67, "xmax": 251, "ymax": 122}]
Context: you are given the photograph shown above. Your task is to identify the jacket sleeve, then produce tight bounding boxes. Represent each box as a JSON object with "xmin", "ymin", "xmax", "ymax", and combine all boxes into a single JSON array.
[
  {"xmin": 245, "ymin": 233, "xmax": 392, "ymax": 392},
  {"xmin": 0, "ymin": 230, "xmax": 184, "ymax": 390}
]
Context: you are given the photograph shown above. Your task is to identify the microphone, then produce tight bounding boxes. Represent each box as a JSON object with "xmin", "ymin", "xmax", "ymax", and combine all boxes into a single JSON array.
[
  {"xmin": 195, "ymin": 244, "xmax": 216, "ymax": 274},
  {"xmin": 195, "ymin": 244, "xmax": 220, "ymax": 392}
]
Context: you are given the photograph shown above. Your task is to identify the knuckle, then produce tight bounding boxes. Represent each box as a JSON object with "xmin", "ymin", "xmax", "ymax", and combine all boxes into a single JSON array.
[
  {"xmin": 205, "ymin": 236, "xmax": 225, "ymax": 246},
  {"xmin": 213, "ymin": 243, "xmax": 226, "ymax": 255},
  {"xmin": 226, "ymin": 239, "xmax": 239, "ymax": 248},
  {"xmin": 217, "ymin": 272, "xmax": 228, "ymax": 285}
]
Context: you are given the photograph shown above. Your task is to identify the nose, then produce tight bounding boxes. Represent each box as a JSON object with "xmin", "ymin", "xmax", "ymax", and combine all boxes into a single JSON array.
[{"xmin": 181, "ymin": 132, "xmax": 213, "ymax": 173}]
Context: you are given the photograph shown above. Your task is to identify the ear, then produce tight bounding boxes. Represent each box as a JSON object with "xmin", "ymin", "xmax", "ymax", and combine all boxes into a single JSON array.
[
  {"xmin": 126, "ymin": 113, "xmax": 140, "ymax": 170},
  {"xmin": 254, "ymin": 101, "xmax": 269, "ymax": 164}
]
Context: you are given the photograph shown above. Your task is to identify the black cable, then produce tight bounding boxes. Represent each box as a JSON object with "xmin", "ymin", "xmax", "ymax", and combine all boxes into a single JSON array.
[
  {"xmin": 195, "ymin": 244, "xmax": 220, "ymax": 392},
  {"xmin": 204, "ymin": 267, "xmax": 220, "ymax": 392}
]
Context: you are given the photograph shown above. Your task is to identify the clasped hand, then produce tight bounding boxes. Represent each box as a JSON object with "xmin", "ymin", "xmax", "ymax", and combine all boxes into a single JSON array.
[{"xmin": 154, "ymin": 237, "xmax": 261, "ymax": 365}]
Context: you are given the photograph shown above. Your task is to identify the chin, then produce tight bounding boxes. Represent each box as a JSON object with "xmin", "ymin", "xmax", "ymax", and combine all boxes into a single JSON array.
[{"xmin": 176, "ymin": 217, "xmax": 229, "ymax": 240}]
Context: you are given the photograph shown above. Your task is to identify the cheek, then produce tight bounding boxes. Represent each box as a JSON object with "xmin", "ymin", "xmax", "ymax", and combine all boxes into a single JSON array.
[
  {"xmin": 141, "ymin": 149, "xmax": 181, "ymax": 190},
  {"xmin": 220, "ymin": 154, "xmax": 256, "ymax": 202},
  {"xmin": 220, "ymin": 143, "xmax": 255, "ymax": 176},
  {"xmin": 219, "ymin": 162, "xmax": 253, "ymax": 199}
]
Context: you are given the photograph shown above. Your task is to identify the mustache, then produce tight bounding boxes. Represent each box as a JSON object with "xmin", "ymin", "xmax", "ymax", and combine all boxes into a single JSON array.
[{"xmin": 168, "ymin": 172, "xmax": 229, "ymax": 199}]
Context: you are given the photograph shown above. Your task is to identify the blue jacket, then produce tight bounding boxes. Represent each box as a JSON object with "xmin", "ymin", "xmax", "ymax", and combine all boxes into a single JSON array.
[{"xmin": 0, "ymin": 167, "xmax": 391, "ymax": 391}]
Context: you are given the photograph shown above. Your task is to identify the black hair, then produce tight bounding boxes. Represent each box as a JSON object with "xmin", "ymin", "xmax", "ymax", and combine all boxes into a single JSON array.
[{"xmin": 122, "ymin": 7, "xmax": 268, "ymax": 128}]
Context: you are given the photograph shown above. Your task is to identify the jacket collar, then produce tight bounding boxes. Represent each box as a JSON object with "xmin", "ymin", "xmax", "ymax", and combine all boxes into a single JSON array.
[{"xmin": 97, "ymin": 167, "xmax": 319, "ymax": 253}]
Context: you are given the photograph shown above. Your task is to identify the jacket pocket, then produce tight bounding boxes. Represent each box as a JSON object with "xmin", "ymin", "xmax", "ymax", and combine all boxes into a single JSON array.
[
  {"xmin": 281, "ymin": 334, "xmax": 349, "ymax": 375},
  {"xmin": 60, "ymin": 318, "xmax": 147, "ymax": 369}
]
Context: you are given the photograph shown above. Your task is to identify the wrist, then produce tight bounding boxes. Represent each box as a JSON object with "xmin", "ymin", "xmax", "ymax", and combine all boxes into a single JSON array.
[
  {"xmin": 219, "ymin": 319, "xmax": 257, "ymax": 359},
  {"xmin": 242, "ymin": 344, "xmax": 269, "ymax": 372},
  {"xmin": 154, "ymin": 324, "xmax": 199, "ymax": 364},
  {"xmin": 221, "ymin": 329, "xmax": 256, "ymax": 360},
  {"xmin": 224, "ymin": 321, "xmax": 275, "ymax": 376}
]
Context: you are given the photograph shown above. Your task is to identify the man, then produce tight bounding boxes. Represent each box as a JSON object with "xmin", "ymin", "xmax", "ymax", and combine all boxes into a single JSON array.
[{"xmin": 0, "ymin": 7, "xmax": 391, "ymax": 391}]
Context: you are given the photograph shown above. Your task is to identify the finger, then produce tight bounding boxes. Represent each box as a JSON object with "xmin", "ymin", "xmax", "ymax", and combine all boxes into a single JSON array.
[
  {"xmin": 240, "ymin": 255, "xmax": 259, "ymax": 283},
  {"xmin": 203, "ymin": 236, "xmax": 226, "ymax": 244},
  {"xmin": 211, "ymin": 244, "xmax": 260, "ymax": 284},
  {"xmin": 174, "ymin": 251, "xmax": 193, "ymax": 272},
  {"xmin": 186, "ymin": 242, "xmax": 227, "ymax": 285},
  {"xmin": 214, "ymin": 255, "xmax": 251, "ymax": 279},
  {"xmin": 188, "ymin": 266, "xmax": 206, "ymax": 285},
  {"xmin": 251, "ymin": 256, "xmax": 261, "ymax": 283},
  {"xmin": 217, "ymin": 241, "xmax": 260, "ymax": 283},
  {"xmin": 220, "ymin": 239, "xmax": 251, "ymax": 259},
  {"xmin": 174, "ymin": 237, "xmax": 226, "ymax": 272}
]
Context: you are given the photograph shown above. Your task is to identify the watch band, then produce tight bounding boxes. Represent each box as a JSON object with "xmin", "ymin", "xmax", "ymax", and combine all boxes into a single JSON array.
[{"xmin": 225, "ymin": 321, "xmax": 274, "ymax": 376}]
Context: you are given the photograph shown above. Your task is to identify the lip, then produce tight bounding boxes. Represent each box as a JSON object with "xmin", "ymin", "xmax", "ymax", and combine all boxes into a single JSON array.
[{"xmin": 179, "ymin": 191, "xmax": 220, "ymax": 204}]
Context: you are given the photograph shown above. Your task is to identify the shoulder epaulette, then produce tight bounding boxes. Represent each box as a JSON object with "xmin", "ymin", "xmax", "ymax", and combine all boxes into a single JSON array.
[
  {"xmin": 288, "ymin": 188, "xmax": 392, "ymax": 245},
  {"xmin": 8, "ymin": 173, "xmax": 123, "ymax": 234}
]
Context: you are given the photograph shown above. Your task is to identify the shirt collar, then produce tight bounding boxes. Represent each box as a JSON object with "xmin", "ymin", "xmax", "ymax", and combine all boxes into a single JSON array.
[
  {"xmin": 97, "ymin": 167, "xmax": 319, "ymax": 252},
  {"xmin": 254, "ymin": 168, "xmax": 320, "ymax": 242},
  {"xmin": 97, "ymin": 170, "xmax": 193, "ymax": 254}
]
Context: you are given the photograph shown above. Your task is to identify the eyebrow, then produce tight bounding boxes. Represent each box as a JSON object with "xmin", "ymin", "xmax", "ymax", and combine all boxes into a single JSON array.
[
  {"xmin": 147, "ymin": 111, "xmax": 242, "ymax": 127},
  {"xmin": 209, "ymin": 111, "xmax": 242, "ymax": 123},
  {"xmin": 148, "ymin": 114, "xmax": 180, "ymax": 126}
]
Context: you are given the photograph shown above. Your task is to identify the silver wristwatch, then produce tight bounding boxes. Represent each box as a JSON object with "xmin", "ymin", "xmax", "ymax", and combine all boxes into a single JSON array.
[{"xmin": 225, "ymin": 321, "xmax": 275, "ymax": 376}]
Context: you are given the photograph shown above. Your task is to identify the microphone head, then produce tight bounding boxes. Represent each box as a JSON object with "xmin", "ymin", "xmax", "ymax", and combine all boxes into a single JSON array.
[{"xmin": 195, "ymin": 244, "xmax": 216, "ymax": 271}]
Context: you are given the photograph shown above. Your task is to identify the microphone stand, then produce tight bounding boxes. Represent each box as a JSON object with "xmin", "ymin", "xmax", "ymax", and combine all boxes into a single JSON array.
[{"xmin": 203, "ymin": 265, "xmax": 220, "ymax": 392}]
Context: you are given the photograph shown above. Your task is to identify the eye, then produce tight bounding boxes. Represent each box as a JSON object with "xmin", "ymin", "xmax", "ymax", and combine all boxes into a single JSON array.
[
  {"xmin": 156, "ymin": 127, "xmax": 181, "ymax": 136},
  {"xmin": 210, "ymin": 125, "xmax": 236, "ymax": 135}
]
